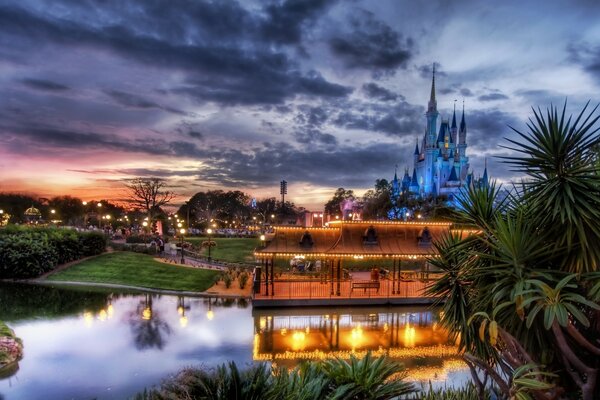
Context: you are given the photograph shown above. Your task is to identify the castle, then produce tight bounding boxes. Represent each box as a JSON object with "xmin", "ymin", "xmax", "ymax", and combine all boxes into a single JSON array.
[{"xmin": 392, "ymin": 66, "xmax": 487, "ymax": 202}]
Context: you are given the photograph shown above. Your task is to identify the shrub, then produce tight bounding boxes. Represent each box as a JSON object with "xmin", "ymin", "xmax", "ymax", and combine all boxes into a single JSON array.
[
  {"xmin": 223, "ymin": 273, "xmax": 233, "ymax": 289},
  {"xmin": 0, "ymin": 232, "xmax": 58, "ymax": 279},
  {"xmin": 238, "ymin": 272, "xmax": 249, "ymax": 289},
  {"xmin": 0, "ymin": 227, "xmax": 106, "ymax": 279},
  {"xmin": 126, "ymin": 235, "xmax": 148, "ymax": 244},
  {"xmin": 80, "ymin": 232, "xmax": 106, "ymax": 256}
]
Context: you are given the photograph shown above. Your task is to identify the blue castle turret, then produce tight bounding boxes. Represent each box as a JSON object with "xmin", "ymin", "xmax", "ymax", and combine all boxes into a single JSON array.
[
  {"xmin": 388, "ymin": 65, "xmax": 487, "ymax": 214},
  {"xmin": 412, "ymin": 65, "xmax": 471, "ymax": 199}
]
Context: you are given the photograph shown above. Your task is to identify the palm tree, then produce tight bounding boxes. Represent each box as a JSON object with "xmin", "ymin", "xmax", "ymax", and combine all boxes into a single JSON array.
[{"xmin": 428, "ymin": 102, "xmax": 600, "ymax": 400}]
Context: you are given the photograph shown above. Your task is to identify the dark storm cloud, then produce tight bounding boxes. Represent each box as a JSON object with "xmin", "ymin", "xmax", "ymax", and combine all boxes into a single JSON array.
[
  {"xmin": 0, "ymin": 4, "xmax": 350, "ymax": 106},
  {"xmin": 568, "ymin": 42, "xmax": 600, "ymax": 83},
  {"xmin": 463, "ymin": 109, "xmax": 520, "ymax": 150},
  {"xmin": 514, "ymin": 89, "xmax": 567, "ymax": 106},
  {"xmin": 199, "ymin": 141, "xmax": 407, "ymax": 187},
  {"xmin": 294, "ymin": 128, "xmax": 338, "ymax": 146},
  {"xmin": 104, "ymin": 90, "xmax": 187, "ymax": 115},
  {"xmin": 329, "ymin": 10, "xmax": 413, "ymax": 75},
  {"xmin": 478, "ymin": 93, "xmax": 509, "ymax": 101},
  {"xmin": 416, "ymin": 63, "xmax": 448, "ymax": 79},
  {"xmin": 261, "ymin": 0, "xmax": 339, "ymax": 45},
  {"xmin": 0, "ymin": 125, "xmax": 178, "ymax": 156},
  {"xmin": 460, "ymin": 88, "xmax": 474, "ymax": 97},
  {"xmin": 333, "ymin": 100, "xmax": 423, "ymax": 136},
  {"xmin": 362, "ymin": 83, "xmax": 399, "ymax": 101},
  {"xmin": 0, "ymin": 118, "xmax": 403, "ymax": 187},
  {"xmin": 295, "ymin": 105, "xmax": 329, "ymax": 126},
  {"xmin": 21, "ymin": 78, "xmax": 70, "ymax": 92}
]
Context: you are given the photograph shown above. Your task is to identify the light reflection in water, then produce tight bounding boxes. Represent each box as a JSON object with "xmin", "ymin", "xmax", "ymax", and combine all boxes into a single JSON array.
[
  {"xmin": 252, "ymin": 307, "xmax": 468, "ymax": 383},
  {"xmin": 0, "ymin": 283, "xmax": 470, "ymax": 400}
]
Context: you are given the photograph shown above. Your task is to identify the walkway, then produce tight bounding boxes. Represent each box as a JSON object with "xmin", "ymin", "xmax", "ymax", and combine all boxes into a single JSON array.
[{"xmin": 253, "ymin": 278, "xmax": 438, "ymax": 307}]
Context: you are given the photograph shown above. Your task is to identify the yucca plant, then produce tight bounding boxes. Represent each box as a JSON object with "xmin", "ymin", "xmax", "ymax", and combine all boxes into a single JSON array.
[
  {"xmin": 321, "ymin": 353, "xmax": 414, "ymax": 400},
  {"xmin": 429, "ymin": 102, "xmax": 600, "ymax": 400},
  {"xmin": 501, "ymin": 102, "xmax": 600, "ymax": 273}
]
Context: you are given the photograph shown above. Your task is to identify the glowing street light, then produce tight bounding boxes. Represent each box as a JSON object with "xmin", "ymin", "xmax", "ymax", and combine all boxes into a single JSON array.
[
  {"xmin": 179, "ymin": 228, "xmax": 186, "ymax": 264},
  {"xmin": 206, "ymin": 228, "xmax": 213, "ymax": 262},
  {"xmin": 97, "ymin": 202, "xmax": 102, "ymax": 208},
  {"xmin": 50, "ymin": 209, "xmax": 56, "ymax": 214},
  {"xmin": 82, "ymin": 201, "xmax": 87, "ymax": 206}
]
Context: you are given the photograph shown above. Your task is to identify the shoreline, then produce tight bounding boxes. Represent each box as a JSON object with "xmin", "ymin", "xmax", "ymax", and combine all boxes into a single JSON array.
[{"xmin": 18, "ymin": 279, "xmax": 252, "ymax": 299}]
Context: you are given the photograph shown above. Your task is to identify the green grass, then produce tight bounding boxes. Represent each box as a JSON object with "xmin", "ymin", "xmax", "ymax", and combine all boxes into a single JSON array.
[
  {"xmin": 46, "ymin": 252, "xmax": 220, "ymax": 292},
  {"xmin": 185, "ymin": 237, "xmax": 259, "ymax": 264}
]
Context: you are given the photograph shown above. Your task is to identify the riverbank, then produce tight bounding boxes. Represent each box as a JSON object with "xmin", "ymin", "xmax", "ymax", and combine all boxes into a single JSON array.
[
  {"xmin": 44, "ymin": 251, "xmax": 221, "ymax": 292},
  {"xmin": 35, "ymin": 251, "xmax": 253, "ymax": 298},
  {"xmin": 0, "ymin": 321, "xmax": 23, "ymax": 369}
]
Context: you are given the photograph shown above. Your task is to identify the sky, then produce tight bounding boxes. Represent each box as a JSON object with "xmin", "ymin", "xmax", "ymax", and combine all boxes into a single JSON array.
[{"xmin": 1, "ymin": 0, "xmax": 599, "ymax": 210}]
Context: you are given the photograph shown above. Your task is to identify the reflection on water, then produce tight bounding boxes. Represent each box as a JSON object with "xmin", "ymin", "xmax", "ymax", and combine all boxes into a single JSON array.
[
  {"xmin": 253, "ymin": 307, "xmax": 468, "ymax": 383},
  {"xmin": 0, "ymin": 283, "xmax": 253, "ymax": 400},
  {"xmin": 0, "ymin": 283, "xmax": 468, "ymax": 399}
]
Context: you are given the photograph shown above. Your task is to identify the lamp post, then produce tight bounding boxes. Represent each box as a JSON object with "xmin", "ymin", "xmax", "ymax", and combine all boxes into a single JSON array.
[
  {"xmin": 142, "ymin": 221, "xmax": 148, "ymax": 244},
  {"xmin": 179, "ymin": 228, "xmax": 186, "ymax": 264},
  {"xmin": 96, "ymin": 202, "xmax": 102, "ymax": 228},
  {"xmin": 206, "ymin": 228, "xmax": 213, "ymax": 262}
]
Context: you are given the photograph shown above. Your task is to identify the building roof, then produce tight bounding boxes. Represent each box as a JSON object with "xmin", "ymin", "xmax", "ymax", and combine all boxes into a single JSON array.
[{"xmin": 256, "ymin": 220, "xmax": 453, "ymax": 258}]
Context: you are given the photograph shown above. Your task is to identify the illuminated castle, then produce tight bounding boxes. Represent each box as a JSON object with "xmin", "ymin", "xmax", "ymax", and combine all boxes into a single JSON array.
[{"xmin": 392, "ymin": 66, "xmax": 487, "ymax": 201}]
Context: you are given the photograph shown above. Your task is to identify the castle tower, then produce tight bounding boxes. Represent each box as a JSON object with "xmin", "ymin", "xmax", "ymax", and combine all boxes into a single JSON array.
[
  {"xmin": 458, "ymin": 101, "xmax": 469, "ymax": 181},
  {"xmin": 451, "ymin": 102, "xmax": 458, "ymax": 145},
  {"xmin": 425, "ymin": 64, "xmax": 439, "ymax": 148}
]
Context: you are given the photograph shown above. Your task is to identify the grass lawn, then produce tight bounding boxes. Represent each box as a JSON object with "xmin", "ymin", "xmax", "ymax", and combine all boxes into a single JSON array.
[
  {"xmin": 46, "ymin": 252, "xmax": 220, "ymax": 292},
  {"xmin": 185, "ymin": 237, "xmax": 259, "ymax": 264}
]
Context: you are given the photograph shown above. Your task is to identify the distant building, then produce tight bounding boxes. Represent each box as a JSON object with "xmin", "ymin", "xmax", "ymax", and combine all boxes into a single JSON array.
[{"xmin": 391, "ymin": 66, "xmax": 488, "ymax": 205}]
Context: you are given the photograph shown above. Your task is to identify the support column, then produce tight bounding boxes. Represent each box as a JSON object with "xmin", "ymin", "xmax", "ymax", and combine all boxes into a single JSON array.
[
  {"xmin": 330, "ymin": 259, "xmax": 334, "ymax": 295},
  {"xmin": 264, "ymin": 257, "xmax": 269, "ymax": 296},
  {"xmin": 270, "ymin": 256, "xmax": 275, "ymax": 296},
  {"xmin": 398, "ymin": 259, "xmax": 402, "ymax": 296},
  {"xmin": 336, "ymin": 259, "xmax": 341, "ymax": 296}
]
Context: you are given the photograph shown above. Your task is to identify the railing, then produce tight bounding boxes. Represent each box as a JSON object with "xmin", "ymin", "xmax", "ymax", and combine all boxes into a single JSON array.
[{"xmin": 253, "ymin": 278, "xmax": 434, "ymax": 300}]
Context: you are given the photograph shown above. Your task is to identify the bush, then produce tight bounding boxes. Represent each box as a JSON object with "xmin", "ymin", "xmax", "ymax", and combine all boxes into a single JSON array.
[
  {"xmin": 223, "ymin": 273, "xmax": 233, "ymax": 289},
  {"xmin": 125, "ymin": 235, "xmax": 148, "ymax": 244},
  {"xmin": 80, "ymin": 232, "xmax": 106, "ymax": 256},
  {"xmin": 0, "ymin": 232, "xmax": 58, "ymax": 279},
  {"xmin": 239, "ymin": 272, "xmax": 249, "ymax": 289},
  {"xmin": 0, "ymin": 227, "xmax": 106, "ymax": 279}
]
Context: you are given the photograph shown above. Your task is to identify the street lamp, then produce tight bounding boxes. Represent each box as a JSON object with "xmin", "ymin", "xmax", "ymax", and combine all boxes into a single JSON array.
[
  {"xmin": 206, "ymin": 228, "xmax": 213, "ymax": 262},
  {"xmin": 82, "ymin": 201, "xmax": 87, "ymax": 206},
  {"xmin": 179, "ymin": 228, "xmax": 186, "ymax": 264},
  {"xmin": 260, "ymin": 234, "xmax": 266, "ymax": 248}
]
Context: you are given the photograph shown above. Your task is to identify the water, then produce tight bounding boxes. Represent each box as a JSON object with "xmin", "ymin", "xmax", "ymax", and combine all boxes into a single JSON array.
[{"xmin": 0, "ymin": 283, "xmax": 470, "ymax": 399}]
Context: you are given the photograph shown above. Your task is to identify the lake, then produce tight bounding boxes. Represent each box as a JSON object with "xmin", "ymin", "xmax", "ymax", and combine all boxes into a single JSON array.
[{"xmin": 0, "ymin": 283, "xmax": 470, "ymax": 399}]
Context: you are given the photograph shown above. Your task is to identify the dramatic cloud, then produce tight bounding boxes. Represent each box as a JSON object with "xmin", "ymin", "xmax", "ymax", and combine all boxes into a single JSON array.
[
  {"xmin": 1, "ymin": 0, "xmax": 599, "ymax": 208},
  {"xmin": 362, "ymin": 83, "xmax": 399, "ymax": 101},
  {"xmin": 329, "ymin": 10, "xmax": 413, "ymax": 75},
  {"xmin": 21, "ymin": 78, "xmax": 70, "ymax": 92},
  {"xmin": 478, "ymin": 93, "xmax": 509, "ymax": 102}
]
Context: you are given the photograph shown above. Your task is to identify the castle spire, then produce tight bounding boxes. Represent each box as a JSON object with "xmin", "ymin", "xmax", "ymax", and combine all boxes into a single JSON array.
[
  {"xmin": 413, "ymin": 138, "xmax": 420, "ymax": 155},
  {"xmin": 430, "ymin": 63, "xmax": 436, "ymax": 103},
  {"xmin": 451, "ymin": 100, "xmax": 457, "ymax": 129},
  {"xmin": 482, "ymin": 158, "xmax": 489, "ymax": 188},
  {"xmin": 460, "ymin": 99, "xmax": 466, "ymax": 131}
]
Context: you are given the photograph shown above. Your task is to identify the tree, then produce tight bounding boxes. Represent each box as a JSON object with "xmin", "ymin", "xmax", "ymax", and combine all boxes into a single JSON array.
[
  {"xmin": 362, "ymin": 179, "xmax": 392, "ymax": 219},
  {"xmin": 428, "ymin": 103, "xmax": 600, "ymax": 400},
  {"xmin": 125, "ymin": 178, "xmax": 175, "ymax": 222},
  {"xmin": 255, "ymin": 197, "xmax": 277, "ymax": 224},
  {"xmin": 48, "ymin": 196, "xmax": 85, "ymax": 225},
  {"xmin": 324, "ymin": 188, "xmax": 355, "ymax": 216}
]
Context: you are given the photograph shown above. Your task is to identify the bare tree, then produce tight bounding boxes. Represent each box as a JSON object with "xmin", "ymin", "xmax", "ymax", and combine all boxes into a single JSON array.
[{"xmin": 125, "ymin": 178, "xmax": 175, "ymax": 221}]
